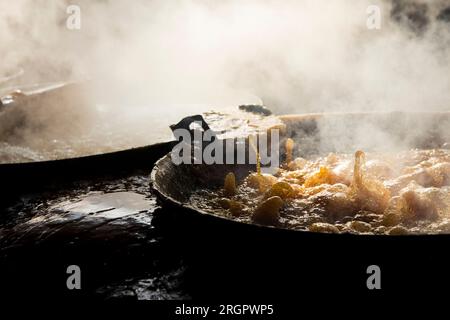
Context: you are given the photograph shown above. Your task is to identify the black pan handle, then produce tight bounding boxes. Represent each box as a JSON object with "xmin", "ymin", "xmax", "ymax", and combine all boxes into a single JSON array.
[
  {"xmin": 169, "ymin": 114, "xmax": 225, "ymax": 142},
  {"xmin": 169, "ymin": 114, "xmax": 211, "ymax": 133},
  {"xmin": 169, "ymin": 115, "xmax": 226, "ymax": 164}
]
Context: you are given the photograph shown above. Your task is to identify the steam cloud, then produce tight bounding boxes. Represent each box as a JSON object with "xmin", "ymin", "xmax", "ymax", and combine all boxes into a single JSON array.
[
  {"xmin": 0, "ymin": 0, "xmax": 449, "ymax": 162},
  {"xmin": 1, "ymin": 0, "xmax": 449, "ymax": 112}
]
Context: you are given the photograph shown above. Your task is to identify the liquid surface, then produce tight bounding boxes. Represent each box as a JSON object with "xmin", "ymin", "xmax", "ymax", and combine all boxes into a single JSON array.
[
  {"xmin": 191, "ymin": 149, "xmax": 450, "ymax": 235},
  {"xmin": 0, "ymin": 104, "xmax": 279, "ymax": 163}
]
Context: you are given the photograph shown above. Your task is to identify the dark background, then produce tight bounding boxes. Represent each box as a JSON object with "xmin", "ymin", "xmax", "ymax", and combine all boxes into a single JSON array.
[{"xmin": 1, "ymin": 142, "xmax": 450, "ymax": 306}]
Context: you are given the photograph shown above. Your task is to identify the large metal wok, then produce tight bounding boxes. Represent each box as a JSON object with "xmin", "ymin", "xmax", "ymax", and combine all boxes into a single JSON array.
[
  {"xmin": 151, "ymin": 111, "xmax": 450, "ymax": 234},
  {"xmin": 150, "ymin": 111, "xmax": 450, "ymax": 297},
  {"xmin": 0, "ymin": 83, "xmax": 262, "ymax": 196}
]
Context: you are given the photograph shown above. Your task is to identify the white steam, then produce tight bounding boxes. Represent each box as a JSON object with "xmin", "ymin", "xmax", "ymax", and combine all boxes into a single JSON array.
[
  {"xmin": 1, "ymin": 0, "xmax": 449, "ymax": 111},
  {"xmin": 0, "ymin": 0, "xmax": 450, "ymax": 161}
]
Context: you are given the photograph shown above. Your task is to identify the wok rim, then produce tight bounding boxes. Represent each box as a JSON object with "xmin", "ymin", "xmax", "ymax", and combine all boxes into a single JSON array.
[{"xmin": 0, "ymin": 142, "xmax": 172, "ymax": 168}]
